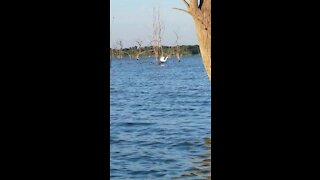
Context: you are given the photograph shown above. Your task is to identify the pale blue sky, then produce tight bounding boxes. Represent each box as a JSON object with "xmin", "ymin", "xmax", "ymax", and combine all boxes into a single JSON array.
[{"xmin": 110, "ymin": 0, "xmax": 198, "ymax": 48}]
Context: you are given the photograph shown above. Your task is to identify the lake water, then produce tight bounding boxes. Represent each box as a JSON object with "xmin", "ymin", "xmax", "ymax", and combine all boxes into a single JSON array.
[{"xmin": 110, "ymin": 55, "xmax": 211, "ymax": 179}]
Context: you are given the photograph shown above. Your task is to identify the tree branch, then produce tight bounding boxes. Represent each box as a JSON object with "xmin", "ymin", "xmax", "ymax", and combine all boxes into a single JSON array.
[
  {"xmin": 190, "ymin": 0, "xmax": 199, "ymax": 9},
  {"xmin": 199, "ymin": 0, "xmax": 204, "ymax": 9},
  {"xmin": 181, "ymin": 0, "xmax": 189, "ymax": 7},
  {"xmin": 173, "ymin": 8, "xmax": 190, "ymax": 15}
]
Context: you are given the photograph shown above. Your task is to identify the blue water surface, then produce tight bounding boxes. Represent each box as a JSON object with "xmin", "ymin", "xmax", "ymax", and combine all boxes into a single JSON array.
[{"xmin": 110, "ymin": 55, "xmax": 211, "ymax": 179}]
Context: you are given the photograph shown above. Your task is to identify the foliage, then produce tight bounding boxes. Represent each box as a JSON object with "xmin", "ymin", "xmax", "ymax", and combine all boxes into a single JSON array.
[{"xmin": 110, "ymin": 45, "xmax": 200, "ymax": 58}]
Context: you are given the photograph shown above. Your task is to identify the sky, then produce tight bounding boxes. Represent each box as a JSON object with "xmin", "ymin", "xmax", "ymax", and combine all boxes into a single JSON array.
[{"xmin": 110, "ymin": 0, "xmax": 198, "ymax": 48}]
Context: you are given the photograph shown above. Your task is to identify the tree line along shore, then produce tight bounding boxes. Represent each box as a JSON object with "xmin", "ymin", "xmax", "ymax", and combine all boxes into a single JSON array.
[{"xmin": 110, "ymin": 45, "xmax": 200, "ymax": 59}]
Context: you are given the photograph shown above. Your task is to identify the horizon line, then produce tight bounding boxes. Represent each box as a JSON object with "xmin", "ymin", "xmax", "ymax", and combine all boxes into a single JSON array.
[{"xmin": 110, "ymin": 44, "xmax": 199, "ymax": 49}]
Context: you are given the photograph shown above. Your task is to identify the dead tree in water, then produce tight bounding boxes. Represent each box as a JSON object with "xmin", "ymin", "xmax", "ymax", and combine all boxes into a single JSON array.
[
  {"xmin": 135, "ymin": 40, "xmax": 143, "ymax": 60},
  {"xmin": 115, "ymin": 40, "xmax": 124, "ymax": 59},
  {"xmin": 111, "ymin": 44, "xmax": 118, "ymax": 58},
  {"xmin": 151, "ymin": 7, "xmax": 165, "ymax": 63},
  {"xmin": 174, "ymin": 31, "xmax": 182, "ymax": 62},
  {"xmin": 175, "ymin": 0, "xmax": 211, "ymax": 80}
]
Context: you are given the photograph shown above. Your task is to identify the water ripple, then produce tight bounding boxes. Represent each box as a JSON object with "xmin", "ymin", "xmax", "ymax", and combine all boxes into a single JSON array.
[{"xmin": 111, "ymin": 56, "xmax": 211, "ymax": 179}]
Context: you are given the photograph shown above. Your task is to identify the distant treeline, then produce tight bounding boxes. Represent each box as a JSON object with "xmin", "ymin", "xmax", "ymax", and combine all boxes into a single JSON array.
[{"xmin": 110, "ymin": 45, "xmax": 200, "ymax": 58}]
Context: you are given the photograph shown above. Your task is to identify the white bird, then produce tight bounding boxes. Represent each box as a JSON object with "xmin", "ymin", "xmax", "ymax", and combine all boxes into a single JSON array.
[{"xmin": 159, "ymin": 56, "xmax": 169, "ymax": 63}]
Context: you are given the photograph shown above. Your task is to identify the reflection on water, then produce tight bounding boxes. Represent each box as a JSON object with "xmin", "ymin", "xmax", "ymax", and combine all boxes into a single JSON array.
[{"xmin": 175, "ymin": 137, "xmax": 211, "ymax": 180}]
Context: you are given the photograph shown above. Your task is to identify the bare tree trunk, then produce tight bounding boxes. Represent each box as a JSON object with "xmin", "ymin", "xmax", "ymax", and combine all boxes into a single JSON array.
[
  {"xmin": 176, "ymin": 0, "xmax": 211, "ymax": 80},
  {"xmin": 151, "ymin": 7, "xmax": 165, "ymax": 63},
  {"xmin": 135, "ymin": 41, "xmax": 143, "ymax": 60},
  {"xmin": 174, "ymin": 32, "xmax": 181, "ymax": 62},
  {"xmin": 116, "ymin": 40, "xmax": 124, "ymax": 59}
]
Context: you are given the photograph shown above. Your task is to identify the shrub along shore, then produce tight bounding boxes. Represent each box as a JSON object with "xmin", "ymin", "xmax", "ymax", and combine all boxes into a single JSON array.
[{"xmin": 110, "ymin": 45, "xmax": 200, "ymax": 58}]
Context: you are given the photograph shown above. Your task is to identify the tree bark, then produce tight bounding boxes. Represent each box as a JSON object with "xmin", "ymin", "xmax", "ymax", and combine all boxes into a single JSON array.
[{"xmin": 180, "ymin": 0, "xmax": 211, "ymax": 80}]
